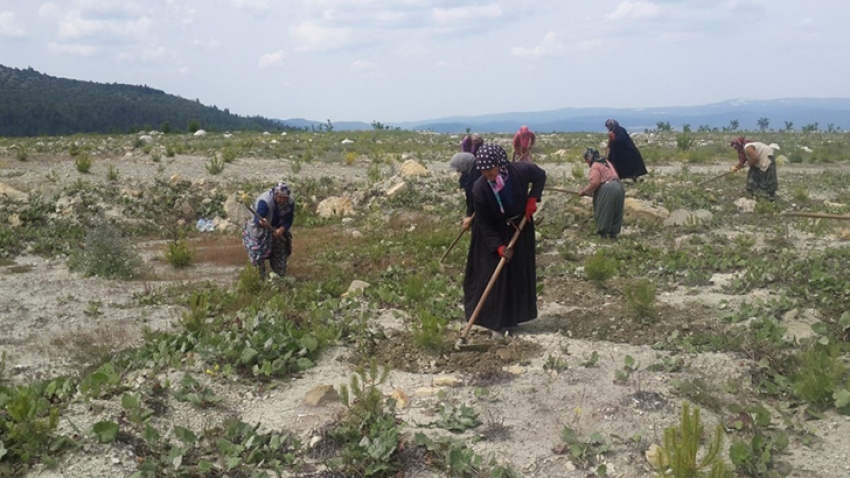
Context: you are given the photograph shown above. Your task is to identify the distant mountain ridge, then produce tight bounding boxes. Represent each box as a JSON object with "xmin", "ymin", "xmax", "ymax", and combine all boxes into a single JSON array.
[
  {"xmin": 0, "ymin": 64, "xmax": 284, "ymax": 137},
  {"xmin": 279, "ymin": 98, "xmax": 850, "ymax": 133}
]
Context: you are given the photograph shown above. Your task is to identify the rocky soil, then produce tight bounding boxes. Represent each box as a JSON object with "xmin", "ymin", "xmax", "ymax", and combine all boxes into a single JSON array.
[{"xmin": 2, "ymin": 145, "xmax": 850, "ymax": 478}]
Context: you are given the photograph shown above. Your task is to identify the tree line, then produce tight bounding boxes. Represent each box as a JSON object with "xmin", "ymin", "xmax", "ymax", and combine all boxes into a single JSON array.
[{"xmin": 0, "ymin": 65, "xmax": 289, "ymax": 137}]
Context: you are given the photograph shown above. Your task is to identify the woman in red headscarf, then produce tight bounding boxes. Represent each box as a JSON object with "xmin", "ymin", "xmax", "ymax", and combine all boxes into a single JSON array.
[
  {"xmin": 512, "ymin": 125, "xmax": 536, "ymax": 162},
  {"xmin": 729, "ymin": 137, "xmax": 779, "ymax": 198}
]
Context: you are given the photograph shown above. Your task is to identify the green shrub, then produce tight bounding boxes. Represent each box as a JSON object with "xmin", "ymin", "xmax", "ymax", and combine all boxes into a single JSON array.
[
  {"xmin": 236, "ymin": 264, "xmax": 264, "ymax": 295},
  {"xmin": 150, "ymin": 150, "xmax": 161, "ymax": 163},
  {"xmin": 164, "ymin": 238, "xmax": 193, "ymax": 268},
  {"xmin": 164, "ymin": 144, "xmax": 176, "ymax": 157},
  {"xmin": 676, "ymin": 133, "xmax": 693, "ymax": 151},
  {"xmin": 624, "ymin": 279, "xmax": 658, "ymax": 320},
  {"xmin": 74, "ymin": 153, "xmax": 92, "ymax": 173},
  {"xmin": 221, "ymin": 148, "xmax": 237, "ymax": 163},
  {"xmin": 334, "ymin": 360, "xmax": 403, "ymax": 477},
  {"xmin": 411, "ymin": 309, "xmax": 448, "ymax": 353},
  {"xmin": 653, "ymin": 402, "xmax": 731, "ymax": 478},
  {"xmin": 584, "ymin": 250, "xmax": 616, "ymax": 285},
  {"xmin": 13, "ymin": 144, "xmax": 27, "ymax": 161},
  {"xmin": 571, "ymin": 163, "xmax": 586, "ymax": 180},
  {"xmin": 106, "ymin": 164, "xmax": 119, "ymax": 181},
  {"xmin": 206, "ymin": 155, "xmax": 224, "ymax": 175},
  {"xmin": 793, "ymin": 342, "xmax": 848, "ymax": 412},
  {"xmin": 67, "ymin": 223, "xmax": 141, "ymax": 279}
]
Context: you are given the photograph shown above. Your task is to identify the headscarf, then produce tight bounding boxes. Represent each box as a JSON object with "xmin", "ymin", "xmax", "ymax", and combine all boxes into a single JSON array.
[
  {"xmin": 515, "ymin": 125, "xmax": 534, "ymax": 150},
  {"xmin": 730, "ymin": 136, "xmax": 749, "ymax": 163},
  {"xmin": 449, "ymin": 152, "xmax": 476, "ymax": 175},
  {"xmin": 475, "ymin": 143, "xmax": 510, "ymax": 212},
  {"xmin": 583, "ymin": 147, "xmax": 607, "ymax": 165},
  {"xmin": 605, "ymin": 119, "xmax": 619, "ymax": 131},
  {"xmin": 271, "ymin": 182, "xmax": 291, "ymax": 198}
]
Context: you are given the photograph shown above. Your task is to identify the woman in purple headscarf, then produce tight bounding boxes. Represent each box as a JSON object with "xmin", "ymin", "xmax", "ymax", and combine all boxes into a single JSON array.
[
  {"xmin": 463, "ymin": 143, "xmax": 546, "ymax": 338},
  {"xmin": 605, "ymin": 119, "xmax": 647, "ymax": 182},
  {"xmin": 242, "ymin": 182, "xmax": 295, "ymax": 278}
]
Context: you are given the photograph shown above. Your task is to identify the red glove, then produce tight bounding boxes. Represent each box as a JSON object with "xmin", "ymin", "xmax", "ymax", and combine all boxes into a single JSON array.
[
  {"xmin": 525, "ymin": 197, "xmax": 538, "ymax": 220},
  {"xmin": 497, "ymin": 245, "xmax": 513, "ymax": 261}
]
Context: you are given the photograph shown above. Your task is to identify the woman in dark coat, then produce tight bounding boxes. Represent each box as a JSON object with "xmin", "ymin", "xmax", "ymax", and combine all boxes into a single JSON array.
[
  {"xmin": 449, "ymin": 152, "xmax": 481, "ymax": 230},
  {"xmin": 462, "ymin": 144, "xmax": 546, "ymax": 338},
  {"xmin": 605, "ymin": 119, "xmax": 647, "ymax": 181}
]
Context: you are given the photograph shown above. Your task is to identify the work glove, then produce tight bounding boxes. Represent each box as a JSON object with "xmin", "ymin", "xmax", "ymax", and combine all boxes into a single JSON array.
[
  {"xmin": 730, "ymin": 165, "xmax": 740, "ymax": 173},
  {"xmin": 497, "ymin": 245, "xmax": 513, "ymax": 261},
  {"xmin": 525, "ymin": 197, "xmax": 538, "ymax": 220}
]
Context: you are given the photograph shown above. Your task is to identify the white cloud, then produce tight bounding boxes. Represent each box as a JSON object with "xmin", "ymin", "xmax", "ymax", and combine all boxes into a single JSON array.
[
  {"xmin": 510, "ymin": 32, "xmax": 603, "ymax": 59},
  {"xmin": 351, "ymin": 59, "xmax": 375, "ymax": 72},
  {"xmin": 48, "ymin": 41, "xmax": 97, "ymax": 56},
  {"xmin": 230, "ymin": 0, "xmax": 270, "ymax": 10},
  {"xmin": 289, "ymin": 21, "xmax": 351, "ymax": 52},
  {"xmin": 192, "ymin": 38, "xmax": 221, "ymax": 50},
  {"xmin": 258, "ymin": 50, "xmax": 286, "ymax": 68},
  {"xmin": 39, "ymin": 3, "xmax": 62, "ymax": 19},
  {"xmin": 510, "ymin": 32, "xmax": 562, "ymax": 59},
  {"xmin": 141, "ymin": 47, "xmax": 168, "ymax": 61},
  {"xmin": 0, "ymin": 11, "xmax": 27, "ymax": 38},
  {"xmin": 58, "ymin": 12, "xmax": 152, "ymax": 40},
  {"xmin": 432, "ymin": 5, "xmax": 502, "ymax": 24},
  {"xmin": 607, "ymin": 1, "xmax": 660, "ymax": 20}
]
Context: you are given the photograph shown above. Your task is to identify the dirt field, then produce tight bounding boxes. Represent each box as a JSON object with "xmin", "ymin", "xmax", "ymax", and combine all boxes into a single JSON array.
[{"xmin": 2, "ymin": 138, "xmax": 850, "ymax": 477}]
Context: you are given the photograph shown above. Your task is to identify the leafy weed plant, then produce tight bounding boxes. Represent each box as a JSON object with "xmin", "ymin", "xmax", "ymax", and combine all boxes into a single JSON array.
[{"xmin": 333, "ymin": 360, "xmax": 403, "ymax": 477}]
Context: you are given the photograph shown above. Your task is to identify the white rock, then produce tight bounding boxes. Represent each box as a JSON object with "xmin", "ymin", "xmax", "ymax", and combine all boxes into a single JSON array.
[{"xmin": 193, "ymin": 129, "xmax": 207, "ymax": 137}]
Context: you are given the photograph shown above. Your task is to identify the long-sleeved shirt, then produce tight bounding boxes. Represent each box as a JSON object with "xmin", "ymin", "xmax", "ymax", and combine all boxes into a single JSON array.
[
  {"xmin": 580, "ymin": 162, "xmax": 620, "ymax": 196},
  {"xmin": 255, "ymin": 196, "xmax": 295, "ymax": 230}
]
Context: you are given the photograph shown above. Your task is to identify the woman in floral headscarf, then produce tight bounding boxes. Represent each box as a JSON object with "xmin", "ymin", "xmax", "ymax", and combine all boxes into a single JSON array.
[
  {"xmin": 242, "ymin": 182, "xmax": 295, "ymax": 278},
  {"xmin": 579, "ymin": 147, "xmax": 625, "ymax": 239},
  {"xmin": 729, "ymin": 137, "xmax": 779, "ymax": 198},
  {"xmin": 463, "ymin": 143, "xmax": 546, "ymax": 338}
]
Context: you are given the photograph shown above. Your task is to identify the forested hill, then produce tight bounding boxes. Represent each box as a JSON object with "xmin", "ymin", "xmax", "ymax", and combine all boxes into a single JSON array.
[{"xmin": 0, "ymin": 65, "xmax": 283, "ymax": 137}]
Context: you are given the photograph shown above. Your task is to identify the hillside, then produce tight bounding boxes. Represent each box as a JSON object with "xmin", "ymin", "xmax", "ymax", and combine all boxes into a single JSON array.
[
  {"xmin": 395, "ymin": 98, "xmax": 850, "ymax": 133},
  {"xmin": 0, "ymin": 65, "xmax": 284, "ymax": 137},
  {"xmin": 281, "ymin": 98, "xmax": 850, "ymax": 134}
]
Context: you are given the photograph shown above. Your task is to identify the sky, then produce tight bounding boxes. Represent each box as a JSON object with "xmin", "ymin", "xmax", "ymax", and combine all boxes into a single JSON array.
[{"xmin": 0, "ymin": 1, "xmax": 848, "ymax": 123}]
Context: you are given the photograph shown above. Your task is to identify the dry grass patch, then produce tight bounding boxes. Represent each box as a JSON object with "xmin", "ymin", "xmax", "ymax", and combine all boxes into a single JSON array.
[{"xmin": 38, "ymin": 322, "xmax": 137, "ymax": 368}]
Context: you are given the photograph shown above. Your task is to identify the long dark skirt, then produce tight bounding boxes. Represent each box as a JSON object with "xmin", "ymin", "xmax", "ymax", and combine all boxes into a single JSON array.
[
  {"xmin": 592, "ymin": 181, "xmax": 625, "ymax": 237},
  {"xmin": 745, "ymin": 161, "xmax": 778, "ymax": 198},
  {"xmin": 462, "ymin": 221, "xmax": 538, "ymax": 332}
]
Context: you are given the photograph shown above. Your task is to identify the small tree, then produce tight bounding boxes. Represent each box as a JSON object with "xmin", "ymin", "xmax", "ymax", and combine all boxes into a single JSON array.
[
  {"xmin": 187, "ymin": 118, "xmax": 200, "ymax": 133},
  {"xmin": 160, "ymin": 121, "xmax": 171, "ymax": 134},
  {"xmin": 656, "ymin": 121, "xmax": 672, "ymax": 132},
  {"xmin": 757, "ymin": 117, "xmax": 769, "ymax": 131},
  {"xmin": 802, "ymin": 123, "xmax": 819, "ymax": 133},
  {"xmin": 784, "ymin": 121, "xmax": 794, "ymax": 132},
  {"xmin": 728, "ymin": 119, "xmax": 739, "ymax": 131}
]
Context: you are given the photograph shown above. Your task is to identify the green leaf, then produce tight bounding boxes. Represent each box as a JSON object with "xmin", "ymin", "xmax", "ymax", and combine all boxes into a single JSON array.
[
  {"xmin": 227, "ymin": 456, "xmax": 242, "ymax": 470},
  {"xmin": 198, "ymin": 460, "xmax": 213, "ymax": 473},
  {"xmin": 834, "ymin": 388, "xmax": 850, "ymax": 409},
  {"xmin": 172, "ymin": 454, "xmax": 183, "ymax": 469},
  {"xmin": 300, "ymin": 335, "xmax": 319, "ymax": 352},
  {"xmin": 297, "ymin": 357, "xmax": 314, "ymax": 370},
  {"xmin": 121, "ymin": 393, "xmax": 140, "ymax": 410},
  {"xmin": 729, "ymin": 440, "xmax": 750, "ymax": 465},
  {"xmin": 240, "ymin": 347, "xmax": 259, "ymax": 365},
  {"xmin": 92, "ymin": 421, "xmax": 119, "ymax": 443},
  {"xmin": 0, "ymin": 441, "xmax": 7, "ymax": 461},
  {"xmin": 173, "ymin": 426, "xmax": 197, "ymax": 445}
]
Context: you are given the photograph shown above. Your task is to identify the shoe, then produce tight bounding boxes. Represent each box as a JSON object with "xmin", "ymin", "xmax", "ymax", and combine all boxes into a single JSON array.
[{"xmin": 491, "ymin": 330, "xmax": 505, "ymax": 339}]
